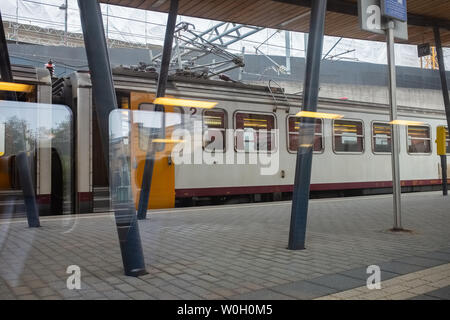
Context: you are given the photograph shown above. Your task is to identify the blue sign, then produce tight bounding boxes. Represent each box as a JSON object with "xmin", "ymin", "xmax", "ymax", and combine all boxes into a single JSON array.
[{"xmin": 381, "ymin": 0, "xmax": 407, "ymax": 22}]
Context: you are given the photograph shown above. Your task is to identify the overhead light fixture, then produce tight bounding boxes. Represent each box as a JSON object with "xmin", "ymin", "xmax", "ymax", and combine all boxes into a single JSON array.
[
  {"xmin": 0, "ymin": 81, "xmax": 34, "ymax": 93},
  {"xmin": 153, "ymin": 97, "xmax": 217, "ymax": 109},
  {"xmin": 296, "ymin": 111, "xmax": 343, "ymax": 119},
  {"xmin": 389, "ymin": 120, "xmax": 424, "ymax": 126},
  {"xmin": 152, "ymin": 138, "xmax": 184, "ymax": 143}
]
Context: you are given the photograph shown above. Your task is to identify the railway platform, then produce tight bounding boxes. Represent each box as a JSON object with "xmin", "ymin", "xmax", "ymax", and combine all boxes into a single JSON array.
[{"xmin": 0, "ymin": 191, "xmax": 449, "ymax": 300}]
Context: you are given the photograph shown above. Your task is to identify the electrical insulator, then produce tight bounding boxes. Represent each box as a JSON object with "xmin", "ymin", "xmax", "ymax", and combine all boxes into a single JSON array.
[{"xmin": 45, "ymin": 59, "xmax": 55, "ymax": 77}]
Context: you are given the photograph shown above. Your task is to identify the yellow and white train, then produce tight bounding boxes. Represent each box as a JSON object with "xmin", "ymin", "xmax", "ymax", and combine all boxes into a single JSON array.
[{"xmin": 0, "ymin": 65, "xmax": 449, "ymax": 216}]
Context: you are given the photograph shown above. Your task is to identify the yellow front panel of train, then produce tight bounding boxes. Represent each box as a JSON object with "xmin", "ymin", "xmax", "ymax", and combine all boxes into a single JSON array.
[{"xmin": 130, "ymin": 92, "xmax": 175, "ymax": 209}]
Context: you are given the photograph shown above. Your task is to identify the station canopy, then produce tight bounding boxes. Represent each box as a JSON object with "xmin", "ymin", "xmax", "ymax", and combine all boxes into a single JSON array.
[{"xmin": 100, "ymin": 0, "xmax": 450, "ymax": 46}]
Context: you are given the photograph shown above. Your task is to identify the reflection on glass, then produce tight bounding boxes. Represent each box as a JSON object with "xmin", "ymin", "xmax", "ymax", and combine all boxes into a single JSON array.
[
  {"xmin": 333, "ymin": 120, "xmax": 364, "ymax": 153},
  {"xmin": 153, "ymin": 97, "xmax": 217, "ymax": 109},
  {"xmin": 203, "ymin": 109, "xmax": 227, "ymax": 152},
  {"xmin": 0, "ymin": 101, "xmax": 72, "ymax": 218},
  {"xmin": 235, "ymin": 112, "xmax": 275, "ymax": 152},
  {"xmin": 372, "ymin": 122, "xmax": 391, "ymax": 153},
  {"xmin": 288, "ymin": 117, "xmax": 323, "ymax": 152},
  {"xmin": 407, "ymin": 125, "xmax": 431, "ymax": 154},
  {"xmin": 138, "ymin": 104, "xmax": 183, "ymax": 152}
]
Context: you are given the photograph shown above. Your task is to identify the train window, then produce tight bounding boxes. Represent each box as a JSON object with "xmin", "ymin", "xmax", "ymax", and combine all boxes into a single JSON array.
[
  {"xmin": 235, "ymin": 112, "xmax": 275, "ymax": 152},
  {"xmin": 407, "ymin": 125, "xmax": 431, "ymax": 154},
  {"xmin": 203, "ymin": 109, "xmax": 227, "ymax": 152},
  {"xmin": 372, "ymin": 122, "xmax": 391, "ymax": 153},
  {"xmin": 333, "ymin": 119, "xmax": 364, "ymax": 153},
  {"xmin": 287, "ymin": 116, "xmax": 323, "ymax": 153},
  {"xmin": 138, "ymin": 104, "xmax": 183, "ymax": 151}
]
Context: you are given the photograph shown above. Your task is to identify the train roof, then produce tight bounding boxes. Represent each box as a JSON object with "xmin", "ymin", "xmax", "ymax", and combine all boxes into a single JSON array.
[
  {"xmin": 0, "ymin": 64, "xmax": 52, "ymax": 85},
  {"xmin": 112, "ymin": 66, "xmax": 275, "ymax": 93},
  {"xmin": 62, "ymin": 68, "xmax": 447, "ymax": 119}
]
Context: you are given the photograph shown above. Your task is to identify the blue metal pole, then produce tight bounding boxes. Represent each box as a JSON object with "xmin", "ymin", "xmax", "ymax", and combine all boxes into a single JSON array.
[
  {"xmin": 77, "ymin": 0, "xmax": 146, "ymax": 277},
  {"xmin": 16, "ymin": 152, "xmax": 40, "ymax": 228},
  {"xmin": 137, "ymin": 0, "xmax": 179, "ymax": 220},
  {"xmin": 288, "ymin": 0, "xmax": 327, "ymax": 250}
]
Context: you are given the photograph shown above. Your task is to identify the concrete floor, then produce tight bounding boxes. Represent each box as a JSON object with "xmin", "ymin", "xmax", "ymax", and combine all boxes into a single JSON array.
[{"xmin": 0, "ymin": 191, "xmax": 449, "ymax": 300}]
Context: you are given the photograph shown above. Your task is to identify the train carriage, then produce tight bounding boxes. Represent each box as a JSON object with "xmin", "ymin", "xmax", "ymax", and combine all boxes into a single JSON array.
[{"xmin": 60, "ymin": 67, "xmax": 449, "ymax": 213}]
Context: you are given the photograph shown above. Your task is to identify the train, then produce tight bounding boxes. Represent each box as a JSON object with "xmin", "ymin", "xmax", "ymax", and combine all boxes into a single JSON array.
[{"xmin": 0, "ymin": 64, "xmax": 449, "ymax": 216}]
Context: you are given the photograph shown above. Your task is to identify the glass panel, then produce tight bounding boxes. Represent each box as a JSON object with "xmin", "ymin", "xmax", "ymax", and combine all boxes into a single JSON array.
[
  {"xmin": 407, "ymin": 125, "xmax": 430, "ymax": 139},
  {"xmin": 288, "ymin": 117, "xmax": 322, "ymax": 152},
  {"xmin": 204, "ymin": 110, "xmax": 225, "ymax": 129},
  {"xmin": 407, "ymin": 126, "xmax": 431, "ymax": 153},
  {"xmin": 373, "ymin": 122, "xmax": 392, "ymax": 153},
  {"xmin": 235, "ymin": 112, "xmax": 275, "ymax": 152},
  {"xmin": 333, "ymin": 120, "xmax": 364, "ymax": 153},
  {"xmin": 0, "ymin": 101, "xmax": 72, "ymax": 218},
  {"xmin": 333, "ymin": 120, "xmax": 363, "ymax": 136},
  {"xmin": 204, "ymin": 109, "xmax": 226, "ymax": 151},
  {"xmin": 138, "ymin": 104, "xmax": 183, "ymax": 152}
]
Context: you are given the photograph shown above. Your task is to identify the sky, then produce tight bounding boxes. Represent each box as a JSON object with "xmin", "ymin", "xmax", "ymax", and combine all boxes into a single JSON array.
[{"xmin": 1, "ymin": 0, "xmax": 449, "ymax": 70}]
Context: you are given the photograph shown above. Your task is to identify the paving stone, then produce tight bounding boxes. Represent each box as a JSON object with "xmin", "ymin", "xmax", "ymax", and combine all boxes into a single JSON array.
[
  {"xmin": 34, "ymin": 287, "xmax": 57, "ymax": 297},
  {"xmin": 18, "ymin": 294, "xmax": 39, "ymax": 300},
  {"xmin": 423, "ymin": 286, "xmax": 450, "ymax": 300},
  {"xmin": 415, "ymin": 251, "xmax": 450, "ymax": 263},
  {"xmin": 395, "ymin": 256, "xmax": 446, "ymax": 269},
  {"xmin": 270, "ymin": 280, "xmax": 337, "ymax": 299},
  {"xmin": 114, "ymin": 283, "xmax": 137, "ymax": 293},
  {"xmin": 378, "ymin": 262, "xmax": 425, "ymax": 275},
  {"xmin": 11, "ymin": 286, "xmax": 32, "ymax": 295},
  {"xmin": 232, "ymin": 288, "xmax": 294, "ymax": 300},
  {"xmin": 338, "ymin": 267, "xmax": 399, "ymax": 282},
  {"xmin": 102, "ymin": 290, "xmax": 131, "ymax": 300},
  {"xmin": 1, "ymin": 192, "xmax": 450, "ymax": 300},
  {"xmin": 126, "ymin": 291, "xmax": 153, "ymax": 300},
  {"xmin": 409, "ymin": 294, "xmax": 440, "ymax": 300},
  {"xmin": 307, "ymin": 274, "xmax": 364, "ymax": 291},
  {"xmin": 42, "ymin": 295, "xmax": 62, "ymax": 300}
]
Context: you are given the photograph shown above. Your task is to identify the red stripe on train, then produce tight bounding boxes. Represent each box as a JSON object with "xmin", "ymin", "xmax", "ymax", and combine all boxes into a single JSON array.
[{"xmin": 175, "ymin": 179, "xmax": 444, "ymax": 197}]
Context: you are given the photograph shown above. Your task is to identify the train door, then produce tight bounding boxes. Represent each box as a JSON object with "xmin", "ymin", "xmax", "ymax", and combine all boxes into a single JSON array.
[{"xmin": 129, "ymin": 92, "xmax": 177, "ymax": 209}]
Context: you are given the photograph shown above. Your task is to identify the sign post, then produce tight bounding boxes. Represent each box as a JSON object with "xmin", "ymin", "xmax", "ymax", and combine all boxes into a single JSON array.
[
  {"xmin": 386, "ymin": 19, "xmax": 402, "ymax": 230},
  {"xmin": 358, "ymin": 0, "xmax": 407, "ymax": 230}
]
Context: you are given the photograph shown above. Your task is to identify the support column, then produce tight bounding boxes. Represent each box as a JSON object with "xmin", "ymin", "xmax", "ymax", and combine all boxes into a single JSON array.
[
  {"xmin": 288, "ymin": 0, "xmax": 327, "ymax": 250},
  {"xmin": 17, "ymin": 152, "xmax": 40, "ymax": 228},
  {"xmin": 387, "ymin": 22, "xmax": 402, "ymax": 230},
  {"xmin": 137, "ymin": 0, "xmax": 179, "ymax": 220},
  {"xmin": 77, "ymin": 0, "xmax": 146, "ymax": 277}
]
